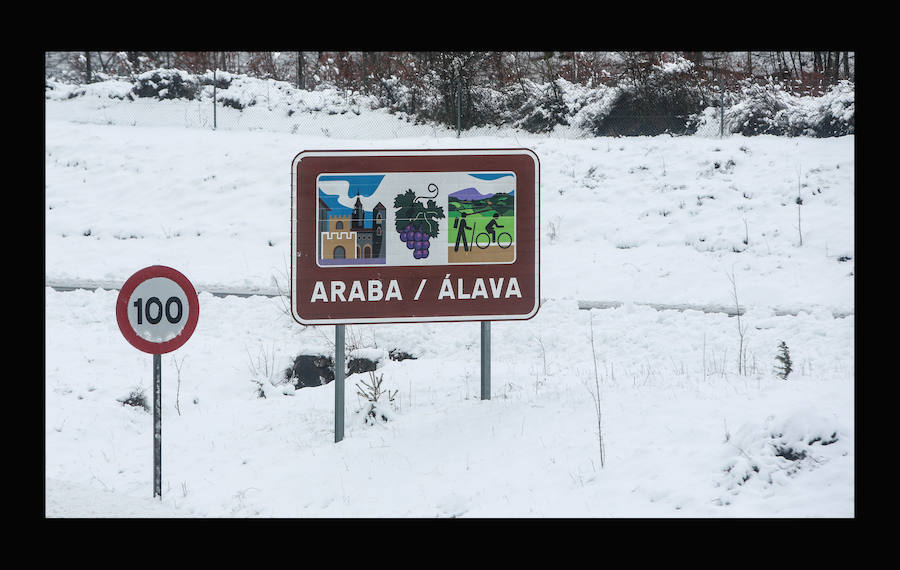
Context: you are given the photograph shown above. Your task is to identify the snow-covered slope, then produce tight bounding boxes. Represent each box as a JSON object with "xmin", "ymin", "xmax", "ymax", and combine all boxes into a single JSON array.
[{"xmin": 44, "ymin": 86, "xmax": 854, "ymax": 517}]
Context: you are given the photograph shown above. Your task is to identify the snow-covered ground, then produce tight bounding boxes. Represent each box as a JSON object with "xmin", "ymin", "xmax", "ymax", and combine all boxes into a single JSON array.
[{"xmin": 45, "ymin": 83, "xmax": 854, "ymax": 517}]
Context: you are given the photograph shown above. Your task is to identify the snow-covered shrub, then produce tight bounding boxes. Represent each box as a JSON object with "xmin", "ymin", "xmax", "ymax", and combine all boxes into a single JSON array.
[
  {"xmin": 582, "ymin": 55, "xmax": 707, "ymax": 136},
  {"xmin": 200, "ymin": 71, "xmax": 255, "ymax": 110},
  {"xmin": 46, "ymin": 63, "xmax": 853, "ymax": 138},
  {"xmin": 377, "ymin": 75, "xmax": 576, "ymax": 133},
  {"xmin": 133, "ymin": 69, "xmax": 202, "ymax": 100},
  {"xmin": 510, "ymin": 79, "xmax": 570, "ymax": 133},
  {"xmin": 774, "ymin": 341, "xmax": 793, "ymax": 380},
  {"xmin": 376, "ymin": 75, "xmax": 432, "ymax": 120},
  {"xmin": 466, "ymin": 84, "xmax": 509, "ymax": 128},
  {"xmin": 721, "ymin": 79, "xmax": 789, "ymax": 136},
  {"xmin": 721, "ymin": 79, "xmax": 854, "ymax": 137},
  {"xmin": 347, "ymin": 347, "xmax": 387, "ymax": 375},
  {"xmin": 355, "ymin": 371, "xmax": 397, "ymax": 425},
  {"xmin": 45, "ymin": 77, "xmax": 134, "ymax": 101},
  {"xmin": 716, "ymin": 411, "xmax": 844, "ymax": 504},
  {"xmin": 117, "ymin": 387, "xmax": 149, "ymax": 411},
  {"xmin": 388, "ymin": 348, "xmax": 416, "ymax": 362},
  {"xmin": 285, "ymin": 354, "xmax": 334, "ymax": 389},
  {"xmin": 804, "ymin": 80, "xmax": 854, "ymax": 137}
]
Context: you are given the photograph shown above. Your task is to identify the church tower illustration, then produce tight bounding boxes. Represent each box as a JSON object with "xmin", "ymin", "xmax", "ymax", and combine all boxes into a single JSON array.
[{"xmin": 319, "ymin": 191, "xmax": 386, "ymax": 263}]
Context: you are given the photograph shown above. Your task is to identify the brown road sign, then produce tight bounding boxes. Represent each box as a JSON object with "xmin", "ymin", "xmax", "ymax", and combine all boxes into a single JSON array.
[{"xmin": 291, "ymin": 148, "xmax": 540, "ymax": 325}]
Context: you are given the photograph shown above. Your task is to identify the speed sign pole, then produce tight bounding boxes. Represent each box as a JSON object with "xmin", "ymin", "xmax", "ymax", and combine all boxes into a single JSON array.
[{"xmin": 116, "ymin": 265, "xmax": 200, "ymax": 499}]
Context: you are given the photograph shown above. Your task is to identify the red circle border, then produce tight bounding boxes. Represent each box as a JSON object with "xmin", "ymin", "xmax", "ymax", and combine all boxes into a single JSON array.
[{"xmin": 116, "ymin": 265, "xmax": 200, "ymax": 354}]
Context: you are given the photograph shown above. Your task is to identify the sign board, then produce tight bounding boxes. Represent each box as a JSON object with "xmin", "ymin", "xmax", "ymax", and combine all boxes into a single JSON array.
[
  {"xmin": 291, "ymin": 149, "xmax": 540, "ymax": 325},
  {"xmin": 116, "ymin": 265, "xmax": 200, "ymax": 354}
]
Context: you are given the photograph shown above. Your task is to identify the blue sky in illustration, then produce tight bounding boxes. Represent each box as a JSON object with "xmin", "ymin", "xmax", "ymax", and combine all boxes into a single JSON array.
[
  {"xmin": 317, "ymin": 175, "xmax": 384, "ymax": 229},
  {"xmin": 318, "ymin": 174, "xmax": 385, "ymax": 197},
  {"xmin": 468, "ymin": 173, "xmax": 513, "ymax": 181},
  {"xmin": 318, "ymin": 189, "xmax": 373, "ymax": 228}
]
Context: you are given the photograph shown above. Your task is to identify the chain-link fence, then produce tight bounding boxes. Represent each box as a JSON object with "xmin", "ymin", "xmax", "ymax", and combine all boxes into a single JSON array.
[
  {"xmin": 47, "ymin": 51, "xmax": 853, "ymax": 140},
  {"xmin": 45, "ymin": 70, "xmax": 733, "ymax": 141}
]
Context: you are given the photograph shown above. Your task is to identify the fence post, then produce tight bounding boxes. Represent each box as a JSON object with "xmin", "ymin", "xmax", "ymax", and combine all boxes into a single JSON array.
[
  {"xmin": 719, "ymin": 75, "xmax": 725, "ymax": 138},
  {"xmin": 213, "ymin": 68, "xmax": 217, "ymax": 131}
]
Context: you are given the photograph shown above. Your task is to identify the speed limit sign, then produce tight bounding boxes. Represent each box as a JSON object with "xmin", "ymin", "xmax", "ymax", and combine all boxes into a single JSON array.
[
  {"xmin": 116, "ymin": 265, "xmax": 199, "ymax": 354},
  {"xmin": 116, "ymin": 265, "xmax": 198, "ymax": 499}
]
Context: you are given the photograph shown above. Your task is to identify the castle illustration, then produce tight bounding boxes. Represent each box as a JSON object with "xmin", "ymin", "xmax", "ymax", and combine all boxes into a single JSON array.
[{"xmin": 319, "ymin": 193, "xmax": 386, "ymax": 263}]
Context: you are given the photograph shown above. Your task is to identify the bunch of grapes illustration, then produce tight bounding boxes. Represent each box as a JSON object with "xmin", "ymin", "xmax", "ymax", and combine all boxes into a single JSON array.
[
  {"xmin": 399, "ymin": 223, "xmax": 431, "ymax": 258},
  {"xmin": 394, "ymin": 183, "xmax": 445, "ymax": 260}
]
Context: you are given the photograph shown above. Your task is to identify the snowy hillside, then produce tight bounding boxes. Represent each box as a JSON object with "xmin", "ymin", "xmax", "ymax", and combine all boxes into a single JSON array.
[{"xmin": 45, "ymin": 80, "xmax": 854, "ymax": 517}]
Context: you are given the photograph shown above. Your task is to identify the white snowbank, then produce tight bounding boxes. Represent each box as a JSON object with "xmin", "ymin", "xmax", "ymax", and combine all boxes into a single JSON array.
[{"xmin": 44, "ymin": 84, "xmax": 854, "ymax": 518}]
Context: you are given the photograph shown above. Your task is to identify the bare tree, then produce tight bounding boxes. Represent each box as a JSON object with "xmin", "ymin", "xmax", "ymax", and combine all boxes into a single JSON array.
[
  {"xmin": 727, "ymin": 268, "xmax": 749, "ymax": 376},
  {"xmin": 588, "ymin": 314, "xmax": 606, "ymax": 467}
]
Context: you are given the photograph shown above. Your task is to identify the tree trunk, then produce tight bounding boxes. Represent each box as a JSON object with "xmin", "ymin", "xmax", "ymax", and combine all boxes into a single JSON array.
[
  {"xmin": 779, "ymin": 51, "xmax": 790, "ymax": 79},
  {"xmin": 788, "ymin": 51, "xmax": 798, "ymax": 87},
  {"xmin": 127, "ymin": 51, "xmax": 139, "ymax": 75},
  {"xmin": 84, "ymin": 51, "xmax": 92, "ymax": 84},
  {"xmin": 361, "ymin": 51, "xmax": 367, "ymax": 93},
  {"xmin": 297, "ymin": 51, "xmax": 303, "ymax": 89}
]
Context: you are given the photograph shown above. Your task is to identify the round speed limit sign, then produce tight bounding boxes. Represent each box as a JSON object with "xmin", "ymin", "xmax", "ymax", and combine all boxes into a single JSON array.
[{"xmin": 116, "ymin": 265, "xmax": 199, "ymax": 354}]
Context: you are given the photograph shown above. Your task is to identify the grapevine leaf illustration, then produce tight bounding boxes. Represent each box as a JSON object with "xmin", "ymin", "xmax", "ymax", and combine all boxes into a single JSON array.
[
  {"xmin": 394, "ymin": 189, "xmax": 418, "ymax": 233},
  {"xmin": 394, "ymin": 188, "xmax": 445, "ymax": 237},
  {"xmin": 393, "ymin": 185, "xmax": 445, "ymax": 260}
]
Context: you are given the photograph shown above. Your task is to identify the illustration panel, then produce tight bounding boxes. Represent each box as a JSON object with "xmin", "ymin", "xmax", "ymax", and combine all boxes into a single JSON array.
[
  {"xmin": 316, "ymin": 171, "xmax": 516, "ymax": 267},
  {"xmin": 447, "ymin": 173, "xmax": 516, "ymax": 264}
]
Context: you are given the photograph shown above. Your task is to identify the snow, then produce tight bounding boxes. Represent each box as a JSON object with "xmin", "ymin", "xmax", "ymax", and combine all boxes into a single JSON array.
[
  {"xmin": 45, "ymin": 82, "xmax": 854, "ymax": 518},
  {"xmin": 654, "ymin": 55, "xmax": 695, "ymax": 75}
]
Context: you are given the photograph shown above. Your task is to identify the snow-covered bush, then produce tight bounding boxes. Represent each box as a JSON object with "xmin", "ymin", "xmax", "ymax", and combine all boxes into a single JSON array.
[
  {"xmin": 133, "ymin": 69, "xmax": 204, "ymax": 100},
  {"xmin": 45, "ymin": 64, "xmax": 854, "ymax": 138},
  {"xmin": 508, "ymin": 79, "xmax": 570, "ymax": 133},
  {"xmin": 580, "ymin": 55, "xmax": 708, "ymax": 136},
  {"xmin": 45, "ymin": 77, "xmax": 134, "ymax": 101},
  {"xmin": 804, "ymin": 80, "xmax": 854, "ymax": 137},
  {"xmin": 774, "ymin": 341, "xmax": 793, "ymax": 380},
  {"xmin": 721, "ymin": 79, "xmax": 854, "ymax": 137},
  {"xmin": 376, "ymin": 75, "xmax": 416, "ymax": 115},
  {"xmin": 117, "ymin": 387, "xmax": 149, "ymax": 411},
  {"xmin": 716, "ymin": 411, "xmax": 844, "ymax": 504},
  {"xmin": 355, "ymin": 371, "xmax": 397, "ymax": 425}
]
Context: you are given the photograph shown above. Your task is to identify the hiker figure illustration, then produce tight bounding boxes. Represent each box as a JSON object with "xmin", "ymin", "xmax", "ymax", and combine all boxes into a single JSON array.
[
  {"xmin": 454, "ymin": 212, "xmax": 472, "ymax": 252},
  {"xmin": 485, "ymin": 213, "xmax": 504, "ymax": 244}
]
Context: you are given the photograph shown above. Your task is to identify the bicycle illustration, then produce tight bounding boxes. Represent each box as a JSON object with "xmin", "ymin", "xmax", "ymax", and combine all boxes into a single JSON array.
[
  {"xmin": 473, "ymin": 211, "xmax": 511, "ymax": 249},
  {"xmin": 474, "ymin": 229, "xmax": 512, "ymax": 249}
]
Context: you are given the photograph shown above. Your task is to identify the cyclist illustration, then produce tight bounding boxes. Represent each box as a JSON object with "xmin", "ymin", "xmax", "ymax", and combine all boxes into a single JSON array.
[
  {"xmin": 474, "ymin": 212, "xmax": 512, "ymax": 250},
  {"xmin": 484, "ymin": 213, "xmax": 504, "ymax": 243}
]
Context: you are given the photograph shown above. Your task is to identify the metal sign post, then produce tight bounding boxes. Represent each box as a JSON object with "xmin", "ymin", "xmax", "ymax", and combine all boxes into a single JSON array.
[
  {"xmin": 335, "ymin": 324, "xmax": 345, "ymax": 442},
  {"xmin": 481, "ymin": 321, "xmax": 491, "ymax": 400},
  {"xmin": 153, "ymin": 353, "xmax": 162, "ymax": 498},
  {"xmin": 116, "ymin": 265, "xmax": 199, "ymax": 499}
]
